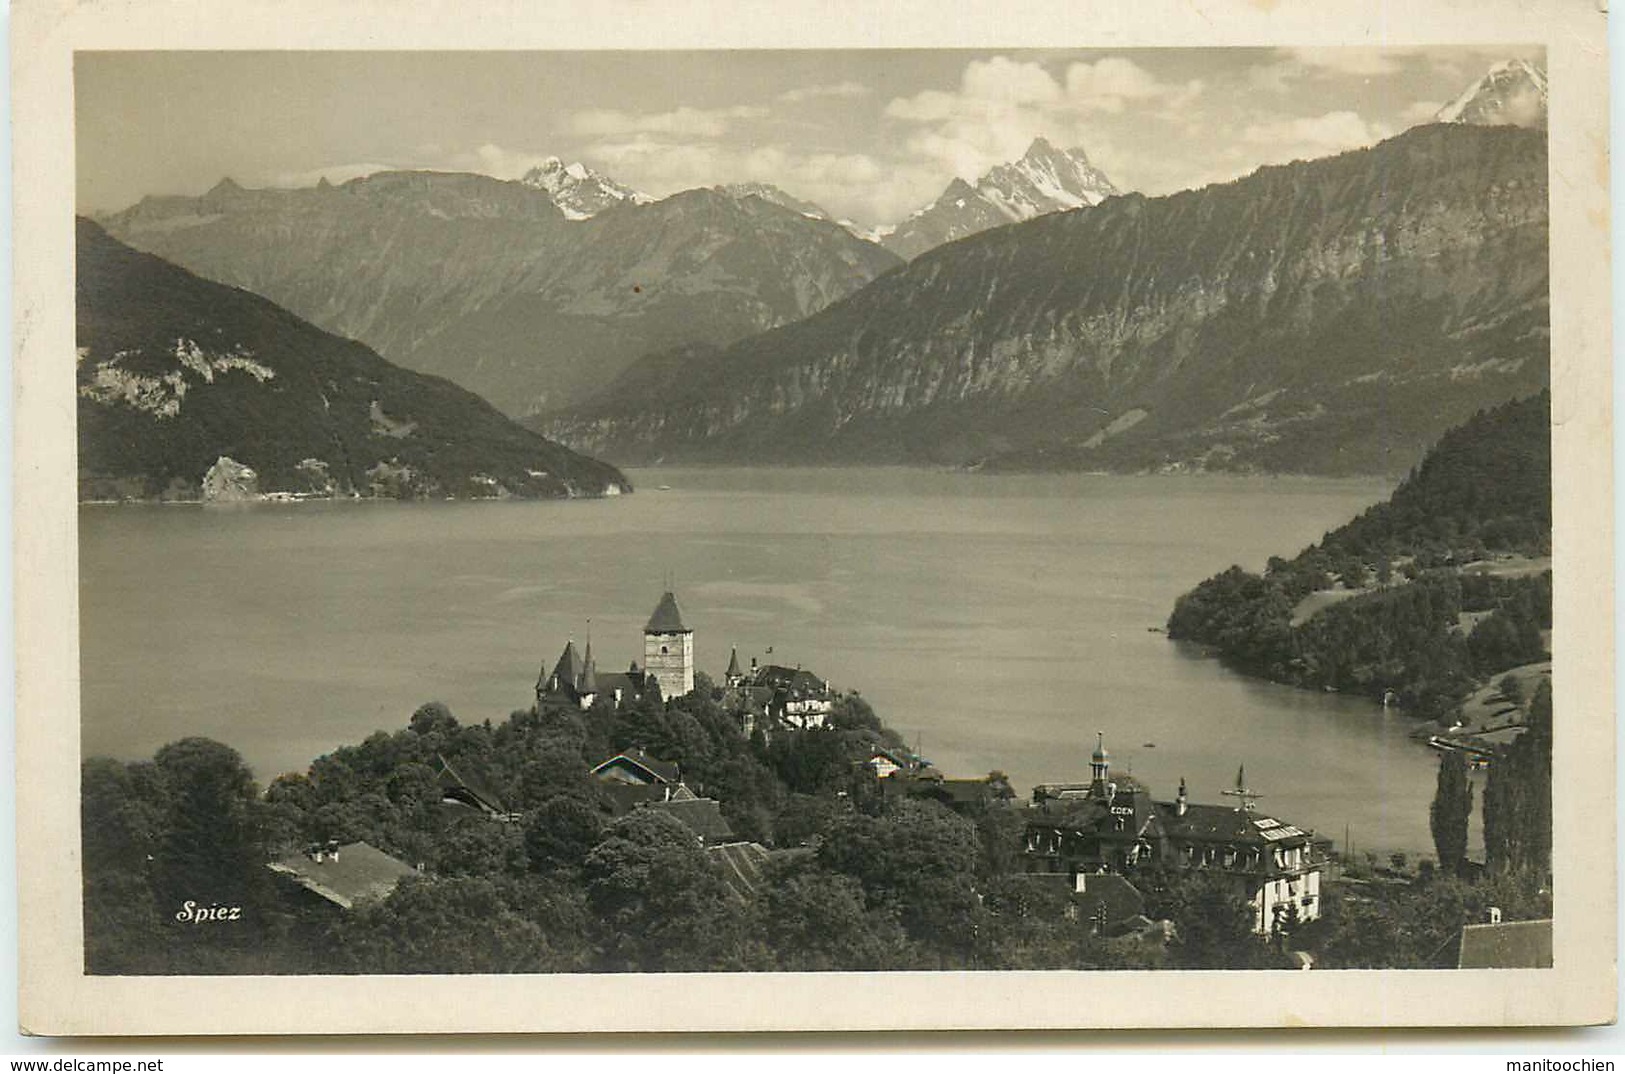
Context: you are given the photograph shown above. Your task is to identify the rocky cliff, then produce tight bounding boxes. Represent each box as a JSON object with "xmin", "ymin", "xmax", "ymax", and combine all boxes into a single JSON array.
[
  {"xmin": 543, "ymin": 124, "xmax": 1548, "ymax": 476},
  {"xmin": 76, "ymin": 218, "xmax": 629, "ymax": 502}
]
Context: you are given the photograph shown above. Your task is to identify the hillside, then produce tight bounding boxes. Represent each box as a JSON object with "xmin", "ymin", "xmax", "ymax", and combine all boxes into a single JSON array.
[
  {"xmin": 1165, "ymin": 392, "xmax": 1551, "ymax": 717},
  {"xmin": 542, "ymin": 124, "xmax": 1548, "ymax": 476},
  {"xmin": 98, "ymin": 174, "xmax": 901, "ymax": 416},
  {"xmin": 76, "ymin": 218, "xmax": 628, "ymax": 502}
]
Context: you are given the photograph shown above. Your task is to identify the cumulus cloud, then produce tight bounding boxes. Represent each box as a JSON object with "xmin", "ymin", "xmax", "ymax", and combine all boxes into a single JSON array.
[
  {"xmin": 882, "ymin": 55, "xmax": 1197, "ymax": 183},
  {"xmin": 777, "ymin": 80, "xmax": 870, "ymax": 104},
  {"xmin": 583, "ymin": 133, "xmax": 937, "ymax": 225},
  {"xmin": 461, "ymin": 144, "xmax": 559, "ymax": 180},
  {"xmin": 1240, "ymin": 110, "xmax": 1393, "ymax": 162},
  {"xmin": 1400, "ymin": 99, "xmax": 1446, "ymax": 125},
  {"xmin": 569, "ymin": 104, "xmax": 769, "ymax": 139},
  {"xmin": 1064, "ymin": 57, "xmax": 1203, "ymax": 113}
]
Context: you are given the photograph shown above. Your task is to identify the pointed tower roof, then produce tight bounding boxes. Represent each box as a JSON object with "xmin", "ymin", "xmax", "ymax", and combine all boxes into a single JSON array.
[
  {"xmin": 551, "ymin": 640, "xmax": 585, "ymax": 689},
  {"xmin": 580, "ymin": 639, "xmax": 598, "ymax": 694},
  {"xmin": 726, "ymin": 647, "xmax": 742, "ymax": 678},
  {"xmin": 645, "ymin": 591, "xmax": 691, "ymax": 634}
]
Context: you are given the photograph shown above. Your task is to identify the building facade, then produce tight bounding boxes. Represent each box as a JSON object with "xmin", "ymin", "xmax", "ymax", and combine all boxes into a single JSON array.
[{"xmin": 1021, "ymin": 737, "xmax": 1324, "ymax": 935}]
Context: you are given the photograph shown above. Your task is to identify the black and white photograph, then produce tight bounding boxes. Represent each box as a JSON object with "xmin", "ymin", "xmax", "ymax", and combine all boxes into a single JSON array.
[{"xmin": 12, "ymin": 0, "xmax": 1615, "ymax": 1036}]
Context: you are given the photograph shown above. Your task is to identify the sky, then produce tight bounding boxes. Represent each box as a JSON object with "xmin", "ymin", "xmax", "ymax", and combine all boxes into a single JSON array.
[{"xmin": 76, "ymin": 46, "xmax": 1543, "ymax": 227}]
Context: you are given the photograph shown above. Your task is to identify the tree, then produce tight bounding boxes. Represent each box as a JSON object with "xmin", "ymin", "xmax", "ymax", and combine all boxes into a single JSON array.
[
  {"xmin": 1484, "ymin": 680, "xmax": 1552, "ymax": 879},
  {"xmin": 408, "ymin": 701, "xmax": 460, "ymax": 737},
  {"xmin": 150, "ymin": 738, "xmax": 270, "ymax": 911},
  {"xmin": 583, "ymin": 810, "xmax": 755, "ymax": 971},
  {"xmin": 748, "ymin": 860, "xmax": 909, "ymax": 971},
  {"xmin": 325, "ymin": 876, "xmax": 573, "ymax": 974},
  {"xmin": 81, "ymin": 758, "xmax": 168, "ymax": 973},
  {"xmin": 1429, "ymin": 751, "xmax": 1474, "ymax": 875},
  {"xmin": 1167, "ymin": 874, "xmax": 1282, "ymax": 969},
  {"xmin": 523, "ymin": 795, "xmax": 605, "ymax": 873},
  {"xmin": 817, "ymin": 799, "xmax": 982, "ymax": 963}
]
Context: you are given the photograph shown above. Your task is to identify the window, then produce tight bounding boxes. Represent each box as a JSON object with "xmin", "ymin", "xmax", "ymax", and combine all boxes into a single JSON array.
[{"xmin": 661, "ymin": 645, "xmax": 669, "ymax": 654}]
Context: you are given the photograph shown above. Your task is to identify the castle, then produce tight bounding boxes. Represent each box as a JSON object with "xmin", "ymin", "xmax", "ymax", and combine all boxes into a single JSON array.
[{"xmin": 537, "ymin": 590, "xmax": 695, "ymax": 711}]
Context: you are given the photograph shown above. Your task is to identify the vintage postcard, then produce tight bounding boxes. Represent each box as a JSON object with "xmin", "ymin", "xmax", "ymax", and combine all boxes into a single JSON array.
[{"xmin": 13, "ymin": 0, "xmax": 1615, "ymax": 1035}]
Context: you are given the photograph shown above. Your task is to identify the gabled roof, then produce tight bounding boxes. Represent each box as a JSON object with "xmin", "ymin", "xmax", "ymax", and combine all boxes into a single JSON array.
[
  {"xmin": 267, "ymin": 842, "xmax": 418, "ymax": 910},
  {"xmin": 591, "ymin": 747, "xmax": 680, "ymax": 786},
  {"xmin": 1457, "ymin": 919, "xmax": 1553, "ymax": 968},
  {"xmin": 646, "ymin": 797, "xmax": 735, "ymax": 843},
  {"xmin": 1075, "ymin": 873, "xmax": 1147, "ymax": 929},
  {"xmin": 644, "ymin": 591, "xmax": 690, "ymax": 634},
  {"xmin": 436, "ymin": 753, "xmax": 507, "ymax": 815}
]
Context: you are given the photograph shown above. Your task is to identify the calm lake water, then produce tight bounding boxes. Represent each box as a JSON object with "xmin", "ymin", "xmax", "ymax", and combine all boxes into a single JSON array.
[{"xmin": 79, "ymin": 467, "xmax": 1450, "ymax": 858}]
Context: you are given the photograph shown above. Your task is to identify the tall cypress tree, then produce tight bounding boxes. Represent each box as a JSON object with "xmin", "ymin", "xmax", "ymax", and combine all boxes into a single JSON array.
[
  {"xmin": 1430, "ymin": 750, "xmax": 1474, "ymax": 874},
  {"xmin": 1484, "ymin": 679, "xmax": 1552, "ymax": 879}
]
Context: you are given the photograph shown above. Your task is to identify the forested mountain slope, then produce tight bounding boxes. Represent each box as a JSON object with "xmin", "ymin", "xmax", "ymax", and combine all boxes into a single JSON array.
[{"xmin": 76, "ymin": 218, "xmax": 628, "ymax": 501}]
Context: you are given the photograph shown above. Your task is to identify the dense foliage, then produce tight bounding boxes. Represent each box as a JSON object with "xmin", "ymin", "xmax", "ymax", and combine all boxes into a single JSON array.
[
  {"xmin": 1167, "ymin": 393, "xmax": 1551, "ymax": 718},
  {"xmin": 82, "ymin": 683, "xmax": 1187, "ymax": 974},
  {"xmin": 83, "ymin": 671, "xmax": 1550, "ymax": 974},
  {"xmin": 1483, "ymin": 679, "xmax": 1553, "ymax": 879}
]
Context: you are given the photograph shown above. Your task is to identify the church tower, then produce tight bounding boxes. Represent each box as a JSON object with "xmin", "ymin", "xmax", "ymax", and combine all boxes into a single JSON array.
[{"xmin": 643, "ymin": 591, "xmax": 694, "ymax": 699}]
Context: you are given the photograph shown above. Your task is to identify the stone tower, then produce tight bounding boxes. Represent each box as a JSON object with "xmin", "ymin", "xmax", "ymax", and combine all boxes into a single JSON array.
[{"xmin": 643, "ymin": 591, "xmax": 694, "ymax": 699}]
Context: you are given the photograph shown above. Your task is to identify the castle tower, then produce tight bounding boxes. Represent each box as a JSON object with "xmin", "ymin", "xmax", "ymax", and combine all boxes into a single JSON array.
[
  {"xmin": 643, "ymin": 591, "xmax": 694, "ymax": 699},
  {"xmin": 725, "ymin": 646, "xmax": 744, "ymax": 688}
]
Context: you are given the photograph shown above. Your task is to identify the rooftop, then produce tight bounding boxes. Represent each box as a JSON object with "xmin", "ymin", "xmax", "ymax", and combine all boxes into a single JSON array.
[
  {"xmin": 592, "ymin": 747, "xmax": 681, "ymax": 786},
  {"xmin": 267, "ymin": 842, "xmax": 418, "ymax": 910},
  {"xmin": 1154, "ymin": 802, "xmax": 1311, "ymax": 846},
  {"xmin": 645, "ymin": 591, "xmax": 690, "ymax": 634},
  {"xmin": 646, "ymin": 797, "xmax": 735, "ymax": 843}
]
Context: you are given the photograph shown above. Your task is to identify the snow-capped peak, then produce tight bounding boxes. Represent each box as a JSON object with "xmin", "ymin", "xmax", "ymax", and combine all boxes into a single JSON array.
[
  {"xmin": 1434, "ymin": 59, "xmax": 1547, "ymax": 129},
  {"xmin": 977, "ymin": 138, "xmax": 1120, "ymax": 222},
  {"xmin": 519, "ymin": 158, "xmax": 651, "ymax": 220}
]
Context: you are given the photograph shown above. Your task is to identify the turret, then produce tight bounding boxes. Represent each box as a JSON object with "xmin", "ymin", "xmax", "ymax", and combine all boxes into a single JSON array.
[
  {"xmin": 1089, "ymin": 733, "xmax": 1110, "ymax": 800},
  {"xmin": 1176, "ymin": 776, "xmax": 1188, "ymax": 817},
  {"xmin": 580, "ymin": 637, "xmax": 598, "ymax": 700}
]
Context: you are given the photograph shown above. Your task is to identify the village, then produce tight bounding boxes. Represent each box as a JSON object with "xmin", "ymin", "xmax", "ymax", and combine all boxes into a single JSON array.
[{"xmin": 259, "ymin": 590, "xmax": 1549, "ymax": 970}]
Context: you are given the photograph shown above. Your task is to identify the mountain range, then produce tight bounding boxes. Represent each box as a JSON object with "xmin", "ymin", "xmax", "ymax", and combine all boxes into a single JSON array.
[
  {"xmin": 98, "ymin": 173, "xmax": 901, "ymax": 416},
  {"xmin": 880, "ymin": 137, "xmax": 1120, "ymax": 260},
  {"xmin": 540, "ymin": 123, "xmax": 1549, "ymax": 476},
  {"xmin": 76, "ymin": 218, "xmax": 628, "ymax": 502}
]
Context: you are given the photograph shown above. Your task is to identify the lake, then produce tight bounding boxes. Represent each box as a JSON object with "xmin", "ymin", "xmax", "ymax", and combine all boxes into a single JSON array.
[{"xmin": 78, "ymin": 467, "xmax": 1451, "ymax": 859}]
